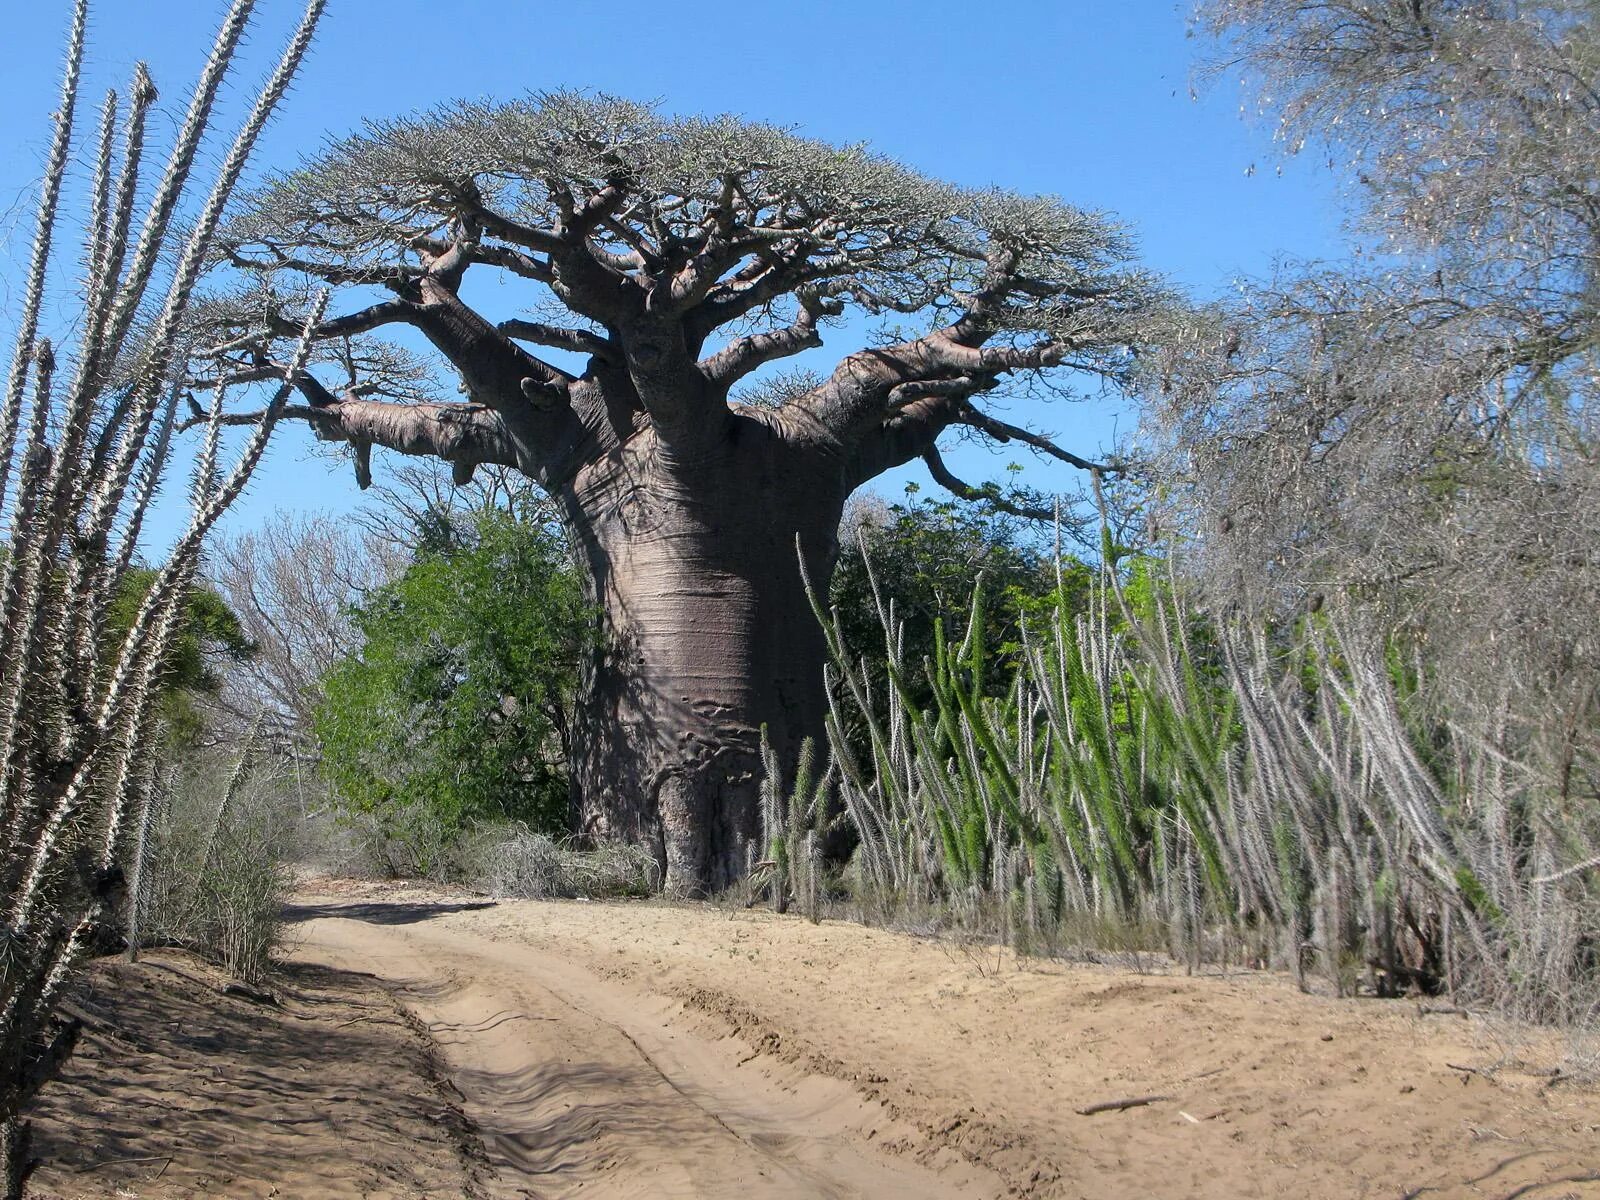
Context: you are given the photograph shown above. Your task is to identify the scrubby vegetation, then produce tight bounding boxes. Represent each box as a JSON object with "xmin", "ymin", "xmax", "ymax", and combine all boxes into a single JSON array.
[
  {"xmin": 130, "ymin": 746, "xmax": 298, "ymax": 984},
  {"xmin": 746, "ymin": 0, "xmax": 1596, "ymax": 1034},
  {"xmin": 803, "ymin": 533, "xmax": 1599, "ymax": 1023},
  {"xmin": 6, "ymin": 2, "xmax": 1599, "ymax": 1190},
  {"xmin": 460, "ymin": 825, "xmax": 659, "ymax": 900},
  {"xmin": 0, "ymin": 3, "xmax": 324, "ymax": 1192},
  {"xmin": 314, "ymin": 502, "xmax": 589, "ymax": 852}
]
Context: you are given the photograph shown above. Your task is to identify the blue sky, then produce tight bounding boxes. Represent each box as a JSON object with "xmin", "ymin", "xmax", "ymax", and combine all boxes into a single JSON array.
[{"xmin": 0, "ymin": 0, "xmax": 1348, "ymax": 546}]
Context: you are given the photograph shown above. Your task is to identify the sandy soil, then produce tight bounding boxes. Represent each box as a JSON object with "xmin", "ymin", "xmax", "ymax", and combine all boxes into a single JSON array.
[
  {"xmin": 29, "ymin": 945, "xmax": 485, "ymax": 1198},
  {"xmin": 30, "ymin": 880, "xmax": 1600, "ymax": 1199}
]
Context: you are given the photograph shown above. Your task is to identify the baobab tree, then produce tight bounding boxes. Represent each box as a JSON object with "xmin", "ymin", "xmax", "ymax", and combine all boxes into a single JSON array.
[{"xmin": 197, "ymin": 93, "xmax": 1165, "ymax": 894}]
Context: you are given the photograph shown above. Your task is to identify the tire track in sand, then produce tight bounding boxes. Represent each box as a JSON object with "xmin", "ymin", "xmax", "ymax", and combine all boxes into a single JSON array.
[{"xmin": 288, "ymin": 898, "xmax": 1000, "ymax": 1199}]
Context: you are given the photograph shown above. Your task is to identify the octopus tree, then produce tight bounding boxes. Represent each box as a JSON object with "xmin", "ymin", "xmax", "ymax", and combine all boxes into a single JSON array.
[{"xmin": 198, "ymin": 93, "xmax": 1164, "ymax": 894}]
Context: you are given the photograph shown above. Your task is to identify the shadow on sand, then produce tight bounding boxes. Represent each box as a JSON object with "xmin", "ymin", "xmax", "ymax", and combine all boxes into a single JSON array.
[{"xmin": 282, "ymin": 898, "xmax": 498, "ymax": 926}]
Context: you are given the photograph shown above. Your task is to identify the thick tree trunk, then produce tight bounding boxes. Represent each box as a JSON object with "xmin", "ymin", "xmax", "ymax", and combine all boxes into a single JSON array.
[{"xmin": 561, "ymin": 411, "xmax": 846, "ymax": 896}]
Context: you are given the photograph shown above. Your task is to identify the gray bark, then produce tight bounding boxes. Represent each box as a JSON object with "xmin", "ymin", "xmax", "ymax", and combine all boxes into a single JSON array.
[{"xmin": 561, "ymin": 409, "xmax": 846, "ymax": 895}]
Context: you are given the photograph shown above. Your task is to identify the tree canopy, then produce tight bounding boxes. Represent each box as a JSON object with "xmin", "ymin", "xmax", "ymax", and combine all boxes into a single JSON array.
[{"xmin": 193, "ymin": 90, "xmax": 1167, "ymax": 507}]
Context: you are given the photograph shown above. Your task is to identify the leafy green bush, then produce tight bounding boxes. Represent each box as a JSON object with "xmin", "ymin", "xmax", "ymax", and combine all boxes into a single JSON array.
[
  {"xmin": 832, "ymin": 493, "xmax": 1067, "ymax": 700},
  {"xmin": 314, "ymin": 507, "xmax": 589, "ymax": 857}
]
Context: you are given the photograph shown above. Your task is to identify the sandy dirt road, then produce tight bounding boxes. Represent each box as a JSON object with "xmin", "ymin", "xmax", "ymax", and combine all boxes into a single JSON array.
[
  {"xmin": 289, "ymin": 893, "xmax": 994, "ymax": 1199},
  {"xmin": 31, "ymin": 880, "xmax": 1600, "ymax": 1199},
  {"xmin": 284, "ymin": 883, "xmax": 1600, "ymax": 1200}
]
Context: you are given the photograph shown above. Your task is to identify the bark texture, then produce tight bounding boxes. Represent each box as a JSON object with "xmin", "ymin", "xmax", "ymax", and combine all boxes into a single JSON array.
[{"xmin": 564, "ymin": 411, "xmax": 845, "ymax": 892}]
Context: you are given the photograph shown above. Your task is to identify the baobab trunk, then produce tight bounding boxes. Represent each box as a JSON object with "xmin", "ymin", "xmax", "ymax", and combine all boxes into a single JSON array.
[{"xmin": 561, "ymin": 412, "xmax": 847, "ymax": 896}]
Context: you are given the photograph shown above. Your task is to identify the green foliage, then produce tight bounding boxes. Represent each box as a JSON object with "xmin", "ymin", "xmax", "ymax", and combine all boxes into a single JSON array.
[
  {"xmin": 314, "ymin": 507, "xmax": 589, "ymax": 851},
  {"xmin": 817, "ymin": 536, "xmax": 1600, "ymax": 1020},
  {"xmin": 104, "ymin": 568, "xmax": 256, "ymax": 745},
  {"xmin": 1454, "ymin": 866, "xmax": 1504, "ymax": 927},
  {"xmin": 832, "ymin": 493, "xmax": 1071, "ymax": 702},
  {"xmin": 819, "ymin": 544, "xmax": 1241, "ymax": 944}
]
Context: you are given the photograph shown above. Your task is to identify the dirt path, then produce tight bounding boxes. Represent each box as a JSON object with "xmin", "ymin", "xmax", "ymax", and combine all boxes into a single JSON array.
[
  {"xmin": 29, "ymin": 948, "xmax": 484, "ymax": 1199},
  {"xmin": 31, "ymin": 882, "xmax": 1600, "ymax": 1199},
  {"xmin": 286, "ymin": 882, "xmax": 1600, "ymax": 1200},
  {"xmin": 289, "ymin": 894, "xmax": 994, "ymax": 1199}
]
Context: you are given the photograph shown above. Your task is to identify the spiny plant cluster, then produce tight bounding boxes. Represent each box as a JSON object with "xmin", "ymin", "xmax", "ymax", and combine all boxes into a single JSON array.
[
  {"xmin": 0, "ymin": 3, "xmax": 323, "ymax": 1194},
  {"xmin": 750, "ymin": 730, "xmax": 834, "ymax": 921},
  {"xmin": 806, "ymin": 535, "xmax": 1600, "ymax": 1025}
]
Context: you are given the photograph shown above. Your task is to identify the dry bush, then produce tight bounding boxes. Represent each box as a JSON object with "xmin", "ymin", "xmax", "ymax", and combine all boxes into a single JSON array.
[
  {"xmin": 131, "ymin": 751, "xmax": 297, "ymax": 985},
  {"xmin": 1165, "ymin": 0, "xmax": 1600, "ymax": 854},
  {"xmin": 1124, "ymin": 0, "xmax": 1600, "ymax": 1018},
  {"xmin": 331, "ymin": 799, "xmax": 462, "ymax": 882},
  {"xmin": 459, "ymin": 824, "xmax": 659, "ymax": 900}
]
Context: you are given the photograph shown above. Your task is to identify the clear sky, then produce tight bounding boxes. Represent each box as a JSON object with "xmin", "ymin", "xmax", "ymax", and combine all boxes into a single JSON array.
[{"xmin": 0, "ymin": 0, "xmax": 1349, "ymax": 547}]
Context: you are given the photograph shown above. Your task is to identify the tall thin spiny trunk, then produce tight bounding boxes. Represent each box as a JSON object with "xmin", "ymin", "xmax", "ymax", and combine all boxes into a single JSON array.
[
  {"xmin": 0, "ymin": 7, "xmax": 325, "ymax": 1192},
  {"xmin": 0, "ymin": 0, "xmax": 87, "ymax": 510}
]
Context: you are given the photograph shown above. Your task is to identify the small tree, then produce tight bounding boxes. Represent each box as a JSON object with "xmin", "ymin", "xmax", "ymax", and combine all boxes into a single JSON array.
[
  {"xmin": 1163, "ymin": 0, "xmax": 1600, "ymax": 802},
  {"xmin": 315, "ymin": 504, "xmax": 589, "ymax": 863},
  {"xmin": 1130, "ymin": 1, "xmax": 1600, "ymax": 986},
  {"xmin": 0, "ymin": 3, "xmax": 323, "ymax": 1193},
  {"xmin": 831, "ymin": 490, "xmax": 1075, "ymax": 699},
  {"xmin": 209, "ymin": 512, "xmax": 392, "ymax": 750}
]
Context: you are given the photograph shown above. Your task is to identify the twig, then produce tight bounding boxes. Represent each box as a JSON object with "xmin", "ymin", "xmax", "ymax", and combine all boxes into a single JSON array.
[
  {"xmin": 220, "ymin": 981, "xmax": 278, "ymax": 1006},
  {"xmin": 1076, "ymin": 1094, "xmax": 1172, "ymax": 1116},
  {"xmin": 76, "ymin": 1154, "xmax": 172, "ymax": 1174},
  {"xmin": 1530, "ymin": 854, "xmax": 1600, "ymax": 885},
  {"xmin": 1498, "ymin": 1171, "xmax": 1600, "ymax": 1199}
]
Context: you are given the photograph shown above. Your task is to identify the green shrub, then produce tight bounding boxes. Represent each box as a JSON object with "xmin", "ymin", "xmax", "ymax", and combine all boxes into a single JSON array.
[{"xmin": 314, "ymin": 506, "xmax": 589, "ymax": 860}]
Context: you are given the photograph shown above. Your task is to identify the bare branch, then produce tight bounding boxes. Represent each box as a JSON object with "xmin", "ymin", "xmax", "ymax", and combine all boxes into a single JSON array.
[
  {"xmin": 921, "ymin": 446, "xmax": 1054, "ymax": 520},
  {"xmin": 697, "ymin": 298, "xmax": 831, "ymax": 388},
  {"xmin": 957, "ymin": 405, "xmax": 1114, "ymax": 474},
  {"xmin": 225, "ymin": 245, "xmax": 422, "ymax": 287},
  {"xmin": 310, "ymin": 298, "xmax": 418, "ymax": 339},
  {"xmin": 498, "ymin": 318, "xmax": 616, "ymax": 361}
]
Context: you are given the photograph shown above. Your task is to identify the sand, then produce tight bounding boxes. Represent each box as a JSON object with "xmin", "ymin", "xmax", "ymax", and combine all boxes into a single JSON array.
[
  {"xmin": 29, "ymin": 943, "xmax": 484, "ymax": 1198},
  {"xmin": 29, "ymin": 879, "xmax": 1600, "ymax": 1199}
]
